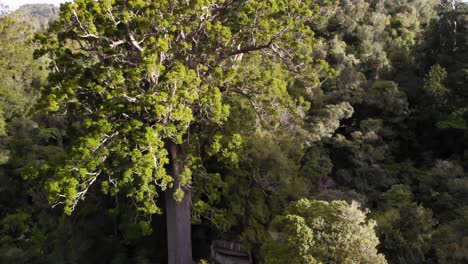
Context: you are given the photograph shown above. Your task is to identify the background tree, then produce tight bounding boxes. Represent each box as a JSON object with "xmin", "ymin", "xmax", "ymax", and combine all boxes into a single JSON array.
[
  {"xmin": 262, "ymin": 198, "xmax": 387, "ymax": 264},
  {"xmin": 0, "ymin": 5, "xmax": 59, "ymax": 263}
]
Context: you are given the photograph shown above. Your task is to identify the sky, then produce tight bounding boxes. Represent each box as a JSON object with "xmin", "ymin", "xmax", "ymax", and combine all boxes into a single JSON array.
[{"xmin": 2, "ymin": 0, "xmax": 69, "ymax": 11}]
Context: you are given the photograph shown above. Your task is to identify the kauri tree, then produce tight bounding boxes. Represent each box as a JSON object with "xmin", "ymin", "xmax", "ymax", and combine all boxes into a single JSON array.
[{"xmin": 34, "ymin": 0, "xmax": 330, "ymax": 263}]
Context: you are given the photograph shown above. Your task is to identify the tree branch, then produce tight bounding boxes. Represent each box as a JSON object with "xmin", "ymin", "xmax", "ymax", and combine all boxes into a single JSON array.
[{"xmin": 218, "ymin": 40, "xmax": 273, "ymax": 61}]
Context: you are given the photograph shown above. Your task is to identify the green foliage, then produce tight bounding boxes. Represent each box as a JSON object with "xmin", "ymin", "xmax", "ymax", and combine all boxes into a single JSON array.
[
  {"xmin": 193, "ymin": 130, "xmax": 308, "ymax": 246},
  {"xmin": 0, "ymin": 11, "xmax": 57, "ymax": 263},
  {"xmin": 309, "ymin": 102, "xmax": 354, "ymax": 142},
  {"xmin": 373, "ymin": 186, "xmax": 437, "ymax": 264},
  {"xmin": 380, "ymin": 184, "xmax": 413, "ymax": 208},
  {"xmin": 262, "ymin": 199, "xmax": 387, "ymax": 264},
  {"xmin": 367, "ymin": 81, "xmax": 409, "ymax": 115},
  {"xmin": 300, "ymin": 146, "xmax": 333, "ymax": 192},
  {"xmin": 0, "ymin": 109, "xmax": 5, "ymax": 137},
  {"xmin": 433, "ymin": 206, "xmax": 468, "ymax": 263},
  {"xmin": 0, "ymin": 13, "xmax": 44, "ymax": 121},
  {"xmin": 423, "ymin": 64, "xmax": 449, "ymax": 98},
  {"xmin": 374, "ymin": 204, "xmax": 436, "ymax": 264},
  {"xmin": 437, "ymin": 108, "xmax": 468, "ymax": 129}
]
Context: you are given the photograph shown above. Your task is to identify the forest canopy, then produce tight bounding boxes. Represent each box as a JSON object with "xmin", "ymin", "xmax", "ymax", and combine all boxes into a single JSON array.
[{"xmin": 0, "ymin": 0, "xmax": 466, "ymax": 263}]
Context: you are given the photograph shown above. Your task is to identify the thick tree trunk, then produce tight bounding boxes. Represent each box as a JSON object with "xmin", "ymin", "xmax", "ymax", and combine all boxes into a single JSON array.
[{"xmin": 166, "ymin": 141, "xmax": 192, "ymax": 264}]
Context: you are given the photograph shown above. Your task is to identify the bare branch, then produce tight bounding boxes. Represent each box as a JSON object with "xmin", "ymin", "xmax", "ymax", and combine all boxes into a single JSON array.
[
  {"xmin": 92, "ymin": 131, "xmax": 119, "ymax": 152},
  {"xmin": 126, "ymin": 23, "xmax": 144, "ymax": 52},
  {"xmin": 219, "ymin": 40, "xmax": 273, "ymax": 61}
]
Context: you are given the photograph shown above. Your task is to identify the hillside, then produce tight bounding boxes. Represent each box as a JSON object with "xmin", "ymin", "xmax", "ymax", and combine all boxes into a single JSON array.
[{"xmin": 13, "ymin": 4, "xmax": 59, "ymax": 31}]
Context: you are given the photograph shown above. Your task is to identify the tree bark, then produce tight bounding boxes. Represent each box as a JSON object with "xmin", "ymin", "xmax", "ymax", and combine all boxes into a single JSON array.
[{"xmin": 166, "ymin": 141, "xmax": 192, "ymax": 264}]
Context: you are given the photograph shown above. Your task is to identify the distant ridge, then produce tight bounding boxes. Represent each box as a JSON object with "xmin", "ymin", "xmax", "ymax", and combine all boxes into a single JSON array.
[{"xmin": 14, "ymin": 4, "xmax": 59, "ymax": 31}]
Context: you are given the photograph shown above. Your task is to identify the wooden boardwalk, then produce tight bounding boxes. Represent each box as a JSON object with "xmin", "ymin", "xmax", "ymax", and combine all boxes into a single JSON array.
[{"xmin": 210, "ymin": 240, "xmax": 251, "ymax": 264}]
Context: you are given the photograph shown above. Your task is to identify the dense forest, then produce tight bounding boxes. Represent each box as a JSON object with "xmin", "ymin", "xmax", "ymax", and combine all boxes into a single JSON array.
[{"xmin": 0, "ymin": 0, "xmax": 466, "ymax": 263}]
